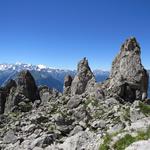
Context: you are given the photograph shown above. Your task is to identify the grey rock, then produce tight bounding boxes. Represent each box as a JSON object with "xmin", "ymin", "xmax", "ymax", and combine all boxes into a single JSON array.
[
  {"xmin": 63, "ymin": 75, "xmax": 73, "ymax": 95},
  {"xmin": 105, "ymin": 98, "xmax": 119, "ymax": 106},
  {"xmin": 108, "ymin": 37, "xmax": 149, "ymax": 102},
  {"xmin": 59, "ymin": 131, "xmax": 95, "ymax": 150},
  {"xmin": 3, "ymin": 130, "xmax": 17, "ymax": 144},
  {"xmin": 130, "ymin": 101, "xmax": 145, "ymax": 122},
  {"xmin": 0, "ymin": 80, "xmax": 16, "ymax": 114},
  {"xmin": 71, "ymin": 57, "xmax": 96, "ymax": 95},
  {"xmin": 125, "ymin": 139, "xmax": 150, "ymax": 150},
  {"xmin": 4, "ymin": 70, "xmax": 40, "ymax": 113},
  {"xmin": 39, "ymin": 86, "xmax": 60, "ymax": 104},
  {"xmin": 16, "ymin": 70, "xmax": 40, "ymax": 102},
  {"xmin": 67, "ymin": 95, "xmax": 82, "ymax": 109},
  {"xmin": 18, "ymin": 101, "xmax": 32, "ymax": 112},
  {"xmin": 70, "ymin": 125, "xmax": 83, "ymax": 136},
  {"xmin": 107, "ymin": 123, "xmax": 124, "ymax": 134},
  {"xmin": 30, "ymin": 134, "xmax": 56, "ymax": 149},
  {"xmin": 33, "ymin": 147, "xmax": 44, "ymax": 150},
  {"xmin": 91, "ymin": 120, "xmax": 106, "ymax": 129}
]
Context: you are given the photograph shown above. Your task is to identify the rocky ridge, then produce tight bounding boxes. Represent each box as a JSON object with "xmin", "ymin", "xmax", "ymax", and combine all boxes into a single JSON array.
[{"xmin": 0, "ymin": 37, "xmax": 150, "ymax": 150}]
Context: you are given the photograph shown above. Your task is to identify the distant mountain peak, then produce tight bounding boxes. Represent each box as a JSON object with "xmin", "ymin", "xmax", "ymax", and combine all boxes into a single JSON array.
[{"xmin": 37, "ymin": 64, "xmax": 47, "ymax": 69}]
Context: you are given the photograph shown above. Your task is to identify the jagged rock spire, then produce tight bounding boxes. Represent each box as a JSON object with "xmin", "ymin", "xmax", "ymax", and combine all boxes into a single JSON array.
[
  {"xmin": 16, "ymin": 70, "xmax": 40, "ymax": 102},
  {"xmin": 108, "ymin": 37, "xmax": 149, "ymax": 101},
  {"xmin": 71, "ymin": 57, "xmax": 95, "ymax": 95},
  {"xmin": 5, "ymin": 70, "xmax": 40, "ymax": 113}
]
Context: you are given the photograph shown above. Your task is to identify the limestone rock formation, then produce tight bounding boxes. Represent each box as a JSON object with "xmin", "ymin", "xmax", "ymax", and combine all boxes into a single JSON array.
[
  {"xmin": 71, "ymin": 57, "xmax": 96, "ymax": 95},
  {"xmin": 63, "ymin": 75, "xmax": 73, "ymax": 95},
  {"xmin": 107, "ymin": 37, "xmax": 149, "ymax": 102},
  {"xmin": 1, "ymin": 70, "xmax": 40, "ymax": 113},
  {"xmin": 16, "ymin": 70, "xmax": 40, "ymax": 102}
]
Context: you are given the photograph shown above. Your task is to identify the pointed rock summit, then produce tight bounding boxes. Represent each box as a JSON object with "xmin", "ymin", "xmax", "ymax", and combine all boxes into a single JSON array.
[
  {"xmin": 3, "ymin": 70, "xmax": 40, "ymax": 113},
  {"xmin": 16, "ymin": 70, "xmax": 39, "ymax": 102},
  {"xmin": 108, "ymin": 37, "xmax": 149, "ymax": 101},
  {"xmin": 71, "ymin": 57, "xmax": 96, "ymax": 95}
]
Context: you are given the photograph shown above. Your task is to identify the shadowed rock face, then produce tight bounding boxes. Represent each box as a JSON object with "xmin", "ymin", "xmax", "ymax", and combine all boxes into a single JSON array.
[
  {"xmin": 71, "ymin": 57, "xmax": 96, "ymax": 95},
  {"xmin": 0, "ymin": 80, "xmax": 17, "ymax": 114},
  {"xmin": 108, "ymin": 37, "xmax": 149, "ymax": 101},
  {"xmin": 16, "ymin": 70, "xmax": 40, "ymax": 102},
  {"xmin": 63, "ymin": 75, "xmax": 73, "ymax": 95},
  {"xmin": 0, "ymin": 70, "xmax": 40, "ymax": 114}
]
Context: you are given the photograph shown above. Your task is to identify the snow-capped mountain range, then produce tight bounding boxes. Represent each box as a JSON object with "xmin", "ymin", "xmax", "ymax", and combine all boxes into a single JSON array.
[
  {"xmin": 0, "ymin": 63, "xmax": 109, "ymax": 75},
  {"xmin": 0, "ymin": 63, "xmax": 109, "ymax": 92},
  {"xmin": 0, "ymin": 63, "xmax": 74, "ymax": 73},
  {"xmin": 0, "ymin": 63, "xmax": 149, "ymax": 96}
]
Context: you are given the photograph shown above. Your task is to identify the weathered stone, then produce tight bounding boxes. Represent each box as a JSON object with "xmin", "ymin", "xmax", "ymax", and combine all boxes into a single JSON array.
[
  {"xmin": 63, "ymin": 75, "xmax": 73, "ymax": 95},
  {"xmin": 70, "ymin": 125, "xmax": 83, "ymax": 136},
  {"xmin": 91, "ymin": 120, "xmax": 106, "ymax": 129},
  {"xmin": 67, "ymin": 95, "xmax": 82, "ymax": 109},
  {"xmin": 3, "ymin": 130, "xmax": 17, "ymax": 144},
  {"xmin": 107, "ymin": 37, "xmax": 149, "ymax": 102},
  {"xmin": 125, "ymin": 139, "xmax": 150, "ymax": 150},
  {"xmin": 39, "ymin": 86, "xmax": 60, "ymax": 104},
  {"xmin": 16, "ymin": 70, "xmax": 40, "ymax": 102},
  {"xmin": 4, "ymin": 70, "xmax": 40, "ymax": 113},
  {"xmin": 71, "ymin": 57, "xmax": 96, "ymax": 95},
  {"xmin": 30, "ymin": 134, "xmax": 55, "ymax": 149},
  {"xmin": 0, "ymin": 80, "xmax": 17, "ymax": 114}
]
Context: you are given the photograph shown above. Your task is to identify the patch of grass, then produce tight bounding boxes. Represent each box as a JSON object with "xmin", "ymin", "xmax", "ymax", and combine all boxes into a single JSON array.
[
  {"xmin": 113, "ymin": 134, "xmax": 135, "ymax": 150},
  {"xmin": 136, "ymin": 127, "xmax": 150, "ymax": 140},
  {"xmin": 113, "ymin": 127, "xmax": 150, "ymax": 150},
  {"xmin": 139, "ymin": 102, "xmax": 150, "ymax": 116},
  {"xmin": 99, "ymin": 132, "xmax": 120, "ymax": 150},
  {"xmin": 99, "ymin": 127, "xmax": 150, "ymax": 150},
  {"xmin": 99, "ymin": 134, "xmax": 112, "ymax": 150}
]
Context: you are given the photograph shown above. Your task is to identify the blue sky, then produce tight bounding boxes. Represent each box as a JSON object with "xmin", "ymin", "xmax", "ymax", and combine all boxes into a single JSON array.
[{"xmin": 0, "ymin": 0, "xmax": 150, "ymax": 70}]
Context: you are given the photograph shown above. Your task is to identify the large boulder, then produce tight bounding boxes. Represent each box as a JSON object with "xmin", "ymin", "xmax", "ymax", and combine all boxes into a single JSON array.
[
  {"xmin": 71, "ymin": 57, "xmax": 96, "ymax": 95},
  {"xmin": 107, "ymin": 37, "xmax": 149, "ymax": 102},
  {"xmin": 125, "ymin": 140, "xmax": 150, "ymax": 150}
]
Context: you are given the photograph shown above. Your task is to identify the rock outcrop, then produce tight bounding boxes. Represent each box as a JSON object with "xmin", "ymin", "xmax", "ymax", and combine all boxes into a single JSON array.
[
  {"xmin": 63, "ymin": 75, "xmax": 73, "ymax": 95},
  {"xmin": 107, "ymin": 37, "xmax": 149, "ymax": 102},
  {"xmin": 16, "ymin": 70, "xmax": 40, "ymax": 102},
  {"xmin": 1, "ymin": 70, "xmax": 40, "ymax": 113},
  {"xmin": 71, "ymin": 57, "xmax": 96, "ymax": 95},
  {"xmin": 0, "ymin": 80, "xmax": 17, "ymax": 114}
]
